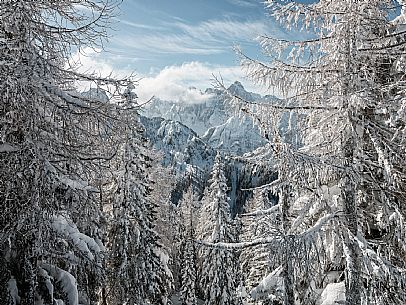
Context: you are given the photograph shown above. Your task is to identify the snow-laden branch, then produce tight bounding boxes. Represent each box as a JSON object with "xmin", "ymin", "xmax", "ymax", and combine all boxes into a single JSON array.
[
  {"xmin": 0, "ymin": 143, "xmax": 19, "ymax": 153},
  {"xmin": 196, "ymin": 211, "xmax": 339, "ymax": 251},
  {"xmin": 40, "ymin": 263, "xmax": 79, "ymax": 305},
  {"xmin": 297, "ymin": 213, "xmax": 339, "ymax": 237},
  {"xmin": 241, "ymin": 179, "xmax": 282, "ymax": 192},
  {"xmin": 195, "ymin": 236, "xmax": 282, "ymax": 250},
  {"xmin": 52, "ymin": 215, "xmax": 104, "ymax": 263}
]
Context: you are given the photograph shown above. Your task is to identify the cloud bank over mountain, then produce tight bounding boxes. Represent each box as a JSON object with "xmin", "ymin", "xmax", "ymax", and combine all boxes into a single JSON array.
[{"xmin": 70, "ymin": 50, "xmax": 267, "ymax": 104}]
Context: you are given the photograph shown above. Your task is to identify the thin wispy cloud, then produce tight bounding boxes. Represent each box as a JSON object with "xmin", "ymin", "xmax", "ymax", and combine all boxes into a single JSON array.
[
  {"xmin": 113, "ymin": 18, "xmax": 273, "ymax": 55},
  {"xmin": 226, "ymin": 0, "xmax": 259, "ymax": 8},
  {"xmin": 116, "ymin": 33, "xmax": 226, "ymax": 55},
  {"xmin": 174, "ymin": 19, "xmax": 270, "ymax": 43},
  {"xmin": 118, "ymin": 19, "xmax": 166, "ymax": 31},
  {"xmin": 70, "ymin": 1, "xmax": 286, "ymax": 98}
]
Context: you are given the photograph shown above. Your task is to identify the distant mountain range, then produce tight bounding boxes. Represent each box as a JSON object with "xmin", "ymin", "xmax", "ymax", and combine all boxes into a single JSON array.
[{"xmin": 142, "ymin": 81, "xmax": 281, "ymax": 156}]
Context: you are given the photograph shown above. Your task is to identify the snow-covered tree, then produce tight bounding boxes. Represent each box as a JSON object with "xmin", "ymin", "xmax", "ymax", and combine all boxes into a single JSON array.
[
  {"xmin": 239, "ymin": 189, "xmax": 279, "ymax": 304},
  {"xmin": 0, "ymin": 0, "xmax": 127, "ymax": 304},
  {"xmin": 178, "ymin": 186, "xmax": 199, "ymax": 305},
  {"xmin": 150, "ymin": 161, "xmax": 177, "ymax": 252},
  {"xmin": 223, "ymin": 0, "xmax": 406, "ymax": 304},
  {"xmin": 105, "ymin": 86, "xmax": 171, "ymax": 305},
  {"xmin": 149, "ymin": 159, "xmax": 179, "ymax": 300},
  {"xmin": 197, "ymin": 153, "xmax": 240, "ymax": 305}
]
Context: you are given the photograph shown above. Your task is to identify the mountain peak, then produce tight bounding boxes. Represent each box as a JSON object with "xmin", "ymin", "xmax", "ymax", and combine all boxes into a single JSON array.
[
  {"xmin": 228, "ymin": 81, "xmax": 246, "ymax": 92},
  {"xmin": 226, "ymin": 81, "xmax": 261, "ymax": 102}
]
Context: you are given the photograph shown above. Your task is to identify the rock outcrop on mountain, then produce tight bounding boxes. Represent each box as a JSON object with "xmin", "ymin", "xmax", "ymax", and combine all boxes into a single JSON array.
[{"xmin": 142, "ymin": 81, "xmax": 279, "ymax": 156}]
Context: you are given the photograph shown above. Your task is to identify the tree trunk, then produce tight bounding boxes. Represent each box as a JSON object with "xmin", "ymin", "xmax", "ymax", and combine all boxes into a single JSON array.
[
  {"xmin": 342, "ymin": 7, "xmax": 362, "ymax": 299},
  {"xmin": 342, "ymin": 128, "xmax": 362, "ymax": 305},
  {"xmin": 282, "ymin": 237, "xmax": 295, "ymax": 305},
  {"xmin": 280, "ymin": 186, "xmax": 295, "ymax": 305}
]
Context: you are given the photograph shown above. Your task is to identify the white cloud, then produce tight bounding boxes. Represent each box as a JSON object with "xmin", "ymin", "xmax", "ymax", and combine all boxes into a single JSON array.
[
  {"xmin": 69, "ymin": 48, "xmax": 117, "ymax": 77},
  {"xmin": 136, "ymin": 62, "xmax": 247, "ymax": 104},
  {"xmin": 68, "ymin": 47, "xmax": 134, "ymax": 91},
  {"xmin": 68, "ymin": 50, "xmax": 243, "ymax": 101},
  {"xmin": 68, "ymin": 50, "xmax": 271, "ymax": 104}
]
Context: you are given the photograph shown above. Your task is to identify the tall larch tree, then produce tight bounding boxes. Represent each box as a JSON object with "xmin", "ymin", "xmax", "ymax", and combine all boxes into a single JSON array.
[
  {"xmin": 0, "ymin": 1, "xmax": 127, "ymax": 304},
  {"xmin": 220, "ymin": 0, "xmax": 406, "ymax": 304},
  {"xmin": 239, "ymin": 189, "xmax": 279, "ymax": 304}
]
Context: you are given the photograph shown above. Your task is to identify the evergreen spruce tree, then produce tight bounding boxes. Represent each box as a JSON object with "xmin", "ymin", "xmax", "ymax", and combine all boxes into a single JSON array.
[
  {"xmin": 197, "ymin": 153, "xmax": 239, "ymax": 305},
  {"xmin": 178, "ymin": 186, "xmax": 198, "ymax": 305},
  {"xmin": 105, "ymin": 85, "xmax": 171, "ymax": 305}
]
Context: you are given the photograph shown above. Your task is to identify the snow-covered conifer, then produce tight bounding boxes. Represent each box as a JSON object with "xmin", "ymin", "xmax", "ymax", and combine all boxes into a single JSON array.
[
  {"xmin": 178, "ymin": 186, "xmax": 199, "ymax": 305},
  {"xmin": 197, "ymin": 153, "xmax": 240, "ymax": 305},
  {"xmin": 105, "ymin": 85, "xmax": 171, "ymax": 305}
]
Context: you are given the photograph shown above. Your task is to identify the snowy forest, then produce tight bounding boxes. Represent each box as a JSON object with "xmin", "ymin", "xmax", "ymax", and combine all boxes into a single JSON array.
[{"xmin": 1, "ymin": 0, "xmax": 406, "ymax": 305}]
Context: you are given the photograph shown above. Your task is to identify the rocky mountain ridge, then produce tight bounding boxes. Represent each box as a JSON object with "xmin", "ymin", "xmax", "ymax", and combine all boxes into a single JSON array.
[{"xmin": 142, "ymin": 81, "xmax": 280, "ymax": 156}]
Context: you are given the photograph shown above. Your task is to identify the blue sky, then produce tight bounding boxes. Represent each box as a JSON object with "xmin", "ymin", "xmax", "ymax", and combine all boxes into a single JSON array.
[
  {"xmin": 109, "ymin": 0, "xmax": 281, "ymax": 71},
  {"xmin": 73, "ymin": 0, "xmax": 403, "ymax": 102},
  {"xmin": 75, "ymin": 0, "xmax": 292, "ymax": 102}
]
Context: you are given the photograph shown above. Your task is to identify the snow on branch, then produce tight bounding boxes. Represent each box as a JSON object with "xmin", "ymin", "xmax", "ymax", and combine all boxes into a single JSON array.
[
  {"xmin": 351, "ymin": 232, "xmax": 406, "ymax": 285},
  {"xmin": 366, "ymin": 128, "xmax": 397, "ymax": 187},
  {"xmin": 297, "ymin": 213, "xmax": 338, "ymax": 237},
  {"xmin": 41, "ymin": 263, "xmax": 79, "ymax": 305},
  {"xmin": 45, "ymin": 161, "xmax": 98, "ymax": 192},
  {"xmin": 43, "ymin": 82, "xmax": 91, "ymax": 109},
  {"xmin": 241, "ymin": 178, "xmax": 282, "ymax": 192},
  {"xmin": 51, "ymin": 215, "xmax": 104, "ymax": 263},
  {"xmin": 0, "ymin": 143, "xmax": 19, "ymax": 153},
  {"xmin": 195, "ymin": 236, "xmax": 283, "ymax": 250},
  {"xmin": 250, "ymin": 265, "xmax": 284, "ymax": 301},
  {"xmin": 7, "ymin": 277, "xmax": 20, "ymax": 305}
]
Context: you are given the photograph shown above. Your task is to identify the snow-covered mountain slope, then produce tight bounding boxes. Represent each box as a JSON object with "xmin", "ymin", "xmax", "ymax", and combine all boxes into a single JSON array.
[
  {"xmin": 227, "ymin": 80, "xmax": 261, "ymax": 102},
  {"xmin": 142, "ymin": 81, "xmax": 275, "ymax": 155},
  {"xmin": 139, "ymin": 82, "xmax": 284, "ymax": 209},
  {"xmin": 141, "ymin": 115, "xmax": 277, "ymax": 212},
  {"xmin": 140, "ymin": 116, "xmax": 216, "ymax": 172},
  {"xmin": 143, "ymin": 89, "xmax": 227, "ymax": 136},
  {"xmin": 201, "ymin": 115, "xmax": 265, "ymax": 155},
  {"xmin": 140, "ymin": 115, "xmax": 216, "ymax": 204}
]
